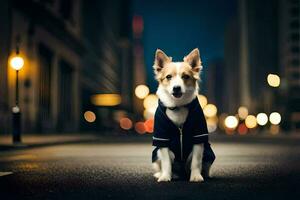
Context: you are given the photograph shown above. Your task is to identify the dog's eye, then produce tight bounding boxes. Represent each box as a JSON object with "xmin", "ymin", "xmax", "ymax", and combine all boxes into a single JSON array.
[
  {"xmin": 182, "ymin": 74, "xmax": 190, "ymax": 80},
  {"xmin": 166, "ymin": 75, "xmax": 172, "ymax": 80}
]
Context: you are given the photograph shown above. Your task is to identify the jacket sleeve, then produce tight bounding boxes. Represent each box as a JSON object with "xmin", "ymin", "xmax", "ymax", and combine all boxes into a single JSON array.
[
  {"xmin": 152, "ymin": 108, "xmax": 170, "ymax": 147},
  {"xmin": 192, "ymin": 103, "xmax": 209, "ymax": 144}
]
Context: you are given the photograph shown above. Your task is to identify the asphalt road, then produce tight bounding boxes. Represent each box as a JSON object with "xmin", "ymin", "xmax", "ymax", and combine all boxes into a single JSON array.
[{"xmin": 0, "ymin": 136, "xmax": 300, "ymax": 200}]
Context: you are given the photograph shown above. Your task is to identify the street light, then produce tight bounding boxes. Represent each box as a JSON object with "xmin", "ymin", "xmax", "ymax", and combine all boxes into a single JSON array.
[{"xmin": 10, "ymin": 53, "xmax": 24, "ymax": 144}]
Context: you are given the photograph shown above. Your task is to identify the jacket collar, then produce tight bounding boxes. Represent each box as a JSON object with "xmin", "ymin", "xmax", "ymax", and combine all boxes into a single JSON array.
[{"xmin": 158, "ymin": 97, "xmax": 198, "ymax": 111}]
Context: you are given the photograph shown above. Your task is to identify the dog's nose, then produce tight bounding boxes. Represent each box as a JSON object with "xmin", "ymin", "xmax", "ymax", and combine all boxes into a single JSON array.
[{"xmin": 173, "ymin": 86, "xmax": 181, "ymax": 93}]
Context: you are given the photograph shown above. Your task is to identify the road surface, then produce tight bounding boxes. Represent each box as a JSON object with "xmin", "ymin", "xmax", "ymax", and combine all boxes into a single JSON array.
[{"xmin": 0, "ymin": 136, "xmax": 299, "ymax": 199}]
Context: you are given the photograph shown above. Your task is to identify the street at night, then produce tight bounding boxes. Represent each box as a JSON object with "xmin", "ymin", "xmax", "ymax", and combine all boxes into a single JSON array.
[
  {"xmin": 0, "ymin": 135, "xmax": 299, "ymax": 200},
  {"xmin": 1, "ymin": 0, "xmax": 300, "ymax": 199}
]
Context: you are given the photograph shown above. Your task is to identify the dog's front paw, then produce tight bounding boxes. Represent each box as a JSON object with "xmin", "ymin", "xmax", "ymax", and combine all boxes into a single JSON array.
[
  {"xmin": 153, "ymin": 172, "xmax": 161, "ymax": 179},
  {"xmin": 190, "ymin": 170, "xmax": 204, "ymax": 182},
  {"xmin": 157, "ymin": 174, "xmax": 171, "ymax": 182}
]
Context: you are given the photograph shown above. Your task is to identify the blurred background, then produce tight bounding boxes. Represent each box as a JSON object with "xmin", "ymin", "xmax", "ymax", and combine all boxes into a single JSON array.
[{"xmin": 0, "ymin": 0, "xmax": 299, "ymax": 137}]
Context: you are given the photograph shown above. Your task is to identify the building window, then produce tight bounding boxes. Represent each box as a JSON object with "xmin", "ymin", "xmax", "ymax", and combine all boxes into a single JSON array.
[
  {"xmin": 291, "ymin": 46, "xmax": 300, "ymax": 53},
  {"xmin": 37, "ymin": 0, "xmax": 54, "ymax": 6},
  {"xmin": 289, "ymin": 0, "xmax": 300, "ymax": 4},
  {"xmin": 290, "ymin": 59, "xmax": 300, "ymax": 66},
  {"xmin": 290, "ymin": 33, "xmax": 300, "ymax": 42},
  {"xmin": 290, "ymin": 7, "xmax": 300, "ymax": 18},
  {"xmin": 38, "ymin": 43, "xmax": 53, "ymax": 131},
  {"xmin": 290, "ymin": 20, "xmax": 300, "ymax": 29},
  {"xmin": 290, "ymin": 73, "xmax": 300, "ymax": 80},
  {"xmin": 57, "ymin": 59, "xmax": 74, "ymax": 131}
]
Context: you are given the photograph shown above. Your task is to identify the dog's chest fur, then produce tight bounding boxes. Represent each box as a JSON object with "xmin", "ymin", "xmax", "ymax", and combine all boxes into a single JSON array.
[{"xmin": 166, "ymin": 107, "xmax": 189, "ymax": 127}]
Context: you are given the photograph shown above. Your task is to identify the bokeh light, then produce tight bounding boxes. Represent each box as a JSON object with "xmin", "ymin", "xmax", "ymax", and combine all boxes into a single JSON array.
[
  {"xmin": 197, "ymin": 94, "xmax": 208, "ymax": 108},
  {"xmin": 203, "ymin": 104, "xmax": 217, "ymax": 118},
  {"xmin": 206, "ymin": 117, "xmax": 218, "ymax": 133},
  {"xmin": 267, "ymin": 74, "xmax": 280, "ymax": 87},
  {"xmin": 269, "ymin": 112, "xmax": 281, "ymax": 125},
  {"xmin": 135, "ymin": 85, "xmax": 150, "ymax": 99},
  {"xmin": 91, "ymin": 94, "xmax": 121, "ymax": 106},
  {"xmin": 238, "ymin": 106, "xmax": 248, "ymax": 120},
  {"xmin": 237, "ymin": 123, "xmax": 248, "ymax": 135},
  {"xmin": 84, "ymin": 111, "xmax": 96, "ymax": 123},
  {"xmin": 135, "ymin": 122, "xmax": 146, "ymax": 134},
  {"xmin": 256, "ymin": 113, "xmax": 268, "ymax": 126},
  {"xmin": 224, "ymin": 116, "xmax": 238, "ymax": 129},
  {"xmin": 144, "ymin": 118, "xmax": 154, "ymax": 133},
  {"xmin": 119, "ymin": 117, "xmax": 133, "ymax": 130},
  {"xmin": 10, "ymin": 56, "xmax": 24, "ymax": 70},
  {"xmin": 143, "ymin": 94, "xmax": 158, "ymax": 109},
  {"xmin": 245, "ymin": 115, "xmax": 257, "ymax": 129}
]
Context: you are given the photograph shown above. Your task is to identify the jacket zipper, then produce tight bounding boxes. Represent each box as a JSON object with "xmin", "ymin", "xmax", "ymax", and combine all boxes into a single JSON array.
[{"xmin": 178, "ymin": 127, "xmax": 183, "ymax": 161}]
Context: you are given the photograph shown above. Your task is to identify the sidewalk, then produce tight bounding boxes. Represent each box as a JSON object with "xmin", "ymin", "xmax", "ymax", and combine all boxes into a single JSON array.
[
  {"xmin": 1, "ymin": 131, "xmax": 299, "ymax": 151},
  {"xmin": 0, "ymin": 133, "xmax": 100, "ymax": 150}
]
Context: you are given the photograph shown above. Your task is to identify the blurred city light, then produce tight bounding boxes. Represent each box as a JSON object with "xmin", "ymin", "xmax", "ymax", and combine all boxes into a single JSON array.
[
  {"xmin": 203, "ymin": 104, "xmax": 217, "ymax": 118},
  {"xmin": 143, "ymin": 94, "xmax": 158, "ymax": 109},
  {"xmin": 245, "ymin": 115, "xmax": 257, "ymax": 129},
  {"xmin": 143, "ymin": 107, "xmax": 156, "ymax": 120},
  {"xmin": 91, "ymin": 94, "xmax": 121, "ymax": 106},
  {"xmin": 135, "ymin": 84, "xmax": 149, "ymax": 99},
  {"xmin": 269, "ymin": 112, "xmax": 281, "ymax": 125},
  {"xmin": 144, "ymin": 118, "xmax": 154, "ymax": 133},
  {"xmin": 224, "ymin": 116, "xmax": 238, "ymax": 129},
  {"xmin": 256, "ymin": 113, "xmax": 268, "ymax": 126},
  {"xmin": 135, "ymin": 122, "xmax": 146, "ymax": 134},
  {"xmin": 119, "ymin": 118, "xmax": 133, "ymax": 130},
  {"xmin": 12, "ymin": 106, "xmax": 20, "ymax": 113},
  {"xmin": 237, "ymin": 123, "xmax": 248, "ymax": 135},
  {"xmin": 206, "ymin": 117, "xmax": 218, "ymax": 133},
  {"xmin": 197, "ymin": 94, "xmax": 208, "ymax": 108},
  {"xmin": 10, "ymin": 56, "xmax": 24, "ymax": 70},
  {"xmin": 238, "ymin": 106, "xmax": 248, "ymax": 120},
  {"xmin": 267, "ymin": 74, "xmax": 280, "ymax": 87},
  {"xmin": 84, "ymin": 111, "xmax": 96, "ymax": 123},
  {"xmin": 132, "ymin": 15, "xmax": 144, "ymax": 36}
]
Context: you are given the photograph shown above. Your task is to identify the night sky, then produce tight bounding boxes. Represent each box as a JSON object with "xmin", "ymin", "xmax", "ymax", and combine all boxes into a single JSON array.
[{"xmin": 132, "ymin": 0, "xmax": 237, "ymax": 92}]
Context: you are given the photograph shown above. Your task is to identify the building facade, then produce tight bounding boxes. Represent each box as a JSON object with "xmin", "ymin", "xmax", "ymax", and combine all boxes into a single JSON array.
[
  {"xmin": 0, "ymin": 0, "xmax": 134, "ymax": 134},
  {"xmin": 224, "ymin": 0, "xmax": 300, "ymax": 131},
  {"xmin": 278, "ymin": 0, "xmax": 300, "ymax": 129}
]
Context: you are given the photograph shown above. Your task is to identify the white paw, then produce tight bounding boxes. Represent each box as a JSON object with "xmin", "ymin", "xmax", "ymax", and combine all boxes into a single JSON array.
[
  {"xmin": 153, "ymin": 172, "xmax": 161, "ymax": 179},
  {"xmin": 157, "ymin": 174, "xmax": 171, "ymax": 182},
  {"xmin": 190, "ymin": 170, "xmax": 204, "ymax": 182}
]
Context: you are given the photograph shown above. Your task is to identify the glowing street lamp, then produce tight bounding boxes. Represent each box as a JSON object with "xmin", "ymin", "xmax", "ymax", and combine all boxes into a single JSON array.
[
  {"xmin": 10, "ymin": 56, "xmax": 24, "ymax": 71},
  {"xmin": 10, "ymin": 52, "xmax": 24, "ymax": 143}
]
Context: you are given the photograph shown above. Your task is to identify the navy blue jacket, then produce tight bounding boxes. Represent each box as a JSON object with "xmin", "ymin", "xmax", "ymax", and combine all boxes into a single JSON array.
[{"xmin": 152, "ymin": 98, "xmax": 215, "ymax": 163}]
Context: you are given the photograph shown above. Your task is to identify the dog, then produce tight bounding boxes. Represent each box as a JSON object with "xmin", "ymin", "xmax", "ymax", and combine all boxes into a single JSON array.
[{"xmin": 151, "ymin": 48, "xmax": 215, "ymax": 182}]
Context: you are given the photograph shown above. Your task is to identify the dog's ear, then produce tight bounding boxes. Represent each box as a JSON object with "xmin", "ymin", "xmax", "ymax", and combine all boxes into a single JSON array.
[
  {"xmin": 183, "ymin": 48, "xmax": 202, "ymax": 73},
  {"xmin": 153, "ymin": 49, "xmax": 171, "ymax": 74}
]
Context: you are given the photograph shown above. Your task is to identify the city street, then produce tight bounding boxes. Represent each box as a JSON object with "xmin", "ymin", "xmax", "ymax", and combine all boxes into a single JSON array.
[{"xmin": 0, "ymin": 135, "xmax": 300, "ymax": 200}]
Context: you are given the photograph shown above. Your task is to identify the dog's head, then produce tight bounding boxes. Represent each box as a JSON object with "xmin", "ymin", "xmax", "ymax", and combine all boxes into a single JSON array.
[{"xmin": 153, "ymin": 48, "xmax": 202, "ymax": 107}]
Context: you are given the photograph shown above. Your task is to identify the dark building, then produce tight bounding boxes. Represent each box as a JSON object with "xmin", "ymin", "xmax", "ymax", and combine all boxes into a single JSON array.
[
  {"xmin": 205, "ymin": 60, "xmax": 226, "ymax": 114},
  {"xmin": 224, "ymin": 18, "xmax": 240, "ymax": 114},
  {"xmin": 278, "ymin": 0, "xmax": 300, "ymax": 129},
  {"xmin": 0, "ymin": 0, "xmax": 134, "ymax": 134},
  {"xmin": 224, "ymin": 0, "xmax": 300, "ymax": 131}
]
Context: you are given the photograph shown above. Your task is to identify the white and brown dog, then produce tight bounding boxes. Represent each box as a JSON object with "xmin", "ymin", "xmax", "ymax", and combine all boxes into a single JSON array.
[{"xmin": 151, "ymin": 48, "xmax": 215, "ymax": 182}]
